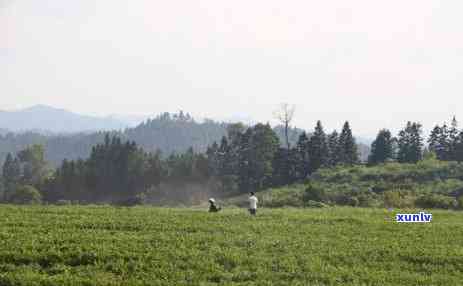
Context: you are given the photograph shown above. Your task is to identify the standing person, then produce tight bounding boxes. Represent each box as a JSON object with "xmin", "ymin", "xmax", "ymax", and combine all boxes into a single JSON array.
[{"xmin": 248, "ymin": 192, "xmax": 258, "ymax": 215}]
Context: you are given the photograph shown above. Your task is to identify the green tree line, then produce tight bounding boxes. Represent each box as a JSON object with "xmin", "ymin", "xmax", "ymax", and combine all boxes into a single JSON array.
[{"xmin": 2, "ymin": 118, "xmax": 462, "ymax": 205}]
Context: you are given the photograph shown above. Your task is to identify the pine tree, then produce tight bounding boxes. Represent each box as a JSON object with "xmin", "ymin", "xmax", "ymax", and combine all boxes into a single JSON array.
[
  {"xmin": 338, "ymin": 121, "xmax": 358, "ymax": 165},
  {"xmin": 397, "ymin": 122, "xmax": 423, "ymax": 163},
  {"xmin": 448, "ymin": 117, "xmax": 459, "ymax": 161},
  {"xmin": 2, "ymin": 153, "xmax": 21, "ymax": 201},
  {"xmin": 307, "ymin": 121, "xmax": 328, "ymax": 172},
  {"xmin": 206, "ymin": 141, "xmax": 219, "ymax": 177},
  {"xmin": 438, "ymin": 124, "xmax": 450, "ymax": 160},
  {"xmin": 296, "ymin": 132, "xmax": 310, "ymax": 179},
  {"xmin": 454, "ymin": 131, "xmax": 463, "ymax": 163},
  {"xmin": 368, "ymin": 129, "xmax": 394, "ymax": 165},
  {"xmin": 428, "ymin": 125, "xmax": 444, "ymax": 159},
  {"xmin": 327, "ymin": 130, "xmax": 340, "ymax": 167}
]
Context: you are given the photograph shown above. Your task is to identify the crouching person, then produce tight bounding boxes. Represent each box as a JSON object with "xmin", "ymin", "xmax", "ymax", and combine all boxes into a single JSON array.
[{"xmin": 208, "ymin": 198, "xmax": 221, "ymax": 213}]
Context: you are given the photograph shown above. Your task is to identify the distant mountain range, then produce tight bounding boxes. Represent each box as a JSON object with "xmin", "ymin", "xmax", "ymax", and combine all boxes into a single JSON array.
[{"xmin": 0, "ymin": 105, "xmax": 130, "ymax": 133}]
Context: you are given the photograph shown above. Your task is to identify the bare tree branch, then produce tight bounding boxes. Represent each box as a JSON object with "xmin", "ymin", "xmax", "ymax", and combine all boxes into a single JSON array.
[{"xmin": 273, "ymin": 103, "xmax": 296, "ymax": 149}]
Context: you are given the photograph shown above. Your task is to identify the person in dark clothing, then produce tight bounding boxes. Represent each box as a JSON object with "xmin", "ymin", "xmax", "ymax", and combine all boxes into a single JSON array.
[{"xmin": 208, "ymin": 198, "xmax": 221, "ymax": 212}]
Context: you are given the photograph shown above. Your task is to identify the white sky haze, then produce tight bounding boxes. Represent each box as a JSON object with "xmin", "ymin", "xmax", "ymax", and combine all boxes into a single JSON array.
[{"xmin": 1, "ymin": 0, "xmax": 463, "ymax": 137}]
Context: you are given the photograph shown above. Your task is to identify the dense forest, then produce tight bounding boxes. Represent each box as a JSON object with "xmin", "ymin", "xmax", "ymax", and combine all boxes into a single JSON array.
[
  {"xmin": 3, "ymin": 116, "xmax": 463, "ymax": 207},
  {"xmin": 0, "ymin": 112, "xmax": 226, "ymax": 166},
  {"xmin": 0, "ymin": 111, "xmax": 371, "ymax": 166}
]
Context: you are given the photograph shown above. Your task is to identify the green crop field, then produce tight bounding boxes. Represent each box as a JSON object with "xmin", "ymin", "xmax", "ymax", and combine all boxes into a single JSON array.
[{"xmin": 0, "ymin": 206, "xmax": 462, "ymax": 285}]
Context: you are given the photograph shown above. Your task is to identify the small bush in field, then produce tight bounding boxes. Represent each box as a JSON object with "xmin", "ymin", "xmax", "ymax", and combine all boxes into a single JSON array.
[
  {"xmin": 415, "ymin": 194, "xmax": 457, "ymax": 209},
  {"xmin": 383, "ymin": 190, "xmax": 404, "ymax": 208},
  {"xmin": 9, "ymin": 185, "xmax": 42, "ymax": 205},
  {"xmin": 302, "ymin": 184, "xmax": 326, "ymax": 203},
  {"xmin": 458, "ymin": 196, "xmax": 463, "ymax": 210}
]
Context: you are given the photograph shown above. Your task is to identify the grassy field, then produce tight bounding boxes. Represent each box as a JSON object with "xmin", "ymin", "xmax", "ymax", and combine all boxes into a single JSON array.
[{"xmin": 0, "ymin": 206, "xmax": 462, "ymax": 285}]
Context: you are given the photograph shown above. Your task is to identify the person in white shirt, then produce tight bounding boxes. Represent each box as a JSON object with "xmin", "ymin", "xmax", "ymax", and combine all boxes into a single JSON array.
[{"xmin": 248, "ymin": 192, "xmax": 258, "ymax": 215}]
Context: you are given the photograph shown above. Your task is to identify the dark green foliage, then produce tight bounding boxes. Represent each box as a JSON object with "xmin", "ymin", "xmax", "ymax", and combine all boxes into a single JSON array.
[
  {"xmin": 428, "ymin": 117, "xmax": 463, "ymax": 162},
  {"xmin": 237, "ymin": 124, "xmax": 280, "ymax": 192},
  {"xmin": 397, "ymin": 122, "xmax": 424, "ymax": 163},
  {"xmin": 46, "ymin": 135, "xmax": 212, "ymax": 203},
  {"xmin": 272, "ymin": 125, "xmax": 306, "ymax": 148},
  {"xmin": 415, "ymin": 194, "xmax": 457, "ymax": 209},
  {"xmin": 272, "ymin": 148, "xmax": 301, "ymax": 186},
  {"xmin": 368, "ymin": 129, "xmax": 395, "ymax": 165},
  {"xmin": 9, "ymin": 185, "xmax": 42, "ymax": 204},
  {"xmin": 302, "ymin": 184, "xmax": 326, "ymax": 203},
  {"xmin": 455, "ymin": 132, "xmax": 463, "ymax": 163},
  {"xmin": 295, "ymin": 132, "xmax": 310, "ymax": 179},
  {"xmin": 252, "ymin": 158, "xmax": 463, "ymax": 209},
  {"xmin": 428, "ymin": 125, "xmax": 448, "ymax": 160},
  {"xmin": 307, "ymin": 121, "xmax": 328, "ymax": 172},
  {"xmin": 458, "ymin": 196, "xmax": 463, "ymax": 209},
  {"xmin": 0, "ymin": 114, "xmax": 325, "ymax": 168},
  {"xmin": 17, "ymin": 144, "xmax": 49, "ymax": 186},
  {"xmin": 1, "ymin": 153, "xmax": 21, "ymax": 201},
  {"xmin": 0, "ymin": 112, "xmax": 228, "ymax": 167},
  {"xmin": 327, "ymin": 130, "xmax": 340, "ymax": 167},
  {"xmin": 338, "ymin": 121, "xmax": 358, "ymax": 165},
  {"xmin": 1, "ymin": 145, "xmax": 49, "ymax": 202}
]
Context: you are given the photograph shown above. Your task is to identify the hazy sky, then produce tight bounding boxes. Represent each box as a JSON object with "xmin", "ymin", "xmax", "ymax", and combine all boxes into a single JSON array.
[{"xmin": 1, "ymin": 0, "xmax": 463, "ymax": 137}]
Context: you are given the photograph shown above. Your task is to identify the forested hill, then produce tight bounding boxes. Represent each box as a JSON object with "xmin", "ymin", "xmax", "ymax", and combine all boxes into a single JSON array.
[{"xmin": 0, "ymin": 112, "xmax": 370, "ymax": 166}]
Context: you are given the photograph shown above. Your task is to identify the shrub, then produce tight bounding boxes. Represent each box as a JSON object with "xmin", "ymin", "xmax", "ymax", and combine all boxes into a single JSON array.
[
  {"xmin": 9, "ymin": 185, "xmax": 42, "ymax": 205},
  {"xmin": 458, "ymin": 196, "xmax": 463, "ymax": 210},
  {"xmin": 331, "ymin": 194, "xmax": 359, "ymax": 207},
  {"xmin": 357, "ymin": 193, "xmax": 379, "ymax": 207},
  {"xmin": 346, "ymin": 196, "xmax": 359, "ymax": 207},
  {"xmin": 383, "ymin": 191, "xmax": 402, "ymax": 208},
  {"xmin": 415, "ymin": 194, "xmax": 457, "ymax": 209},
  {"xmin": 302, "ymin": 184, "xmax": 326, "ymax": 203}
]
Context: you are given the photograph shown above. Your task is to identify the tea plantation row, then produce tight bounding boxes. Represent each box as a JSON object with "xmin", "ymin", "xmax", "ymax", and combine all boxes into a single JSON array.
[{"xmin": 0, "ymin": 206, "xmax": 462, "ymax": 285}]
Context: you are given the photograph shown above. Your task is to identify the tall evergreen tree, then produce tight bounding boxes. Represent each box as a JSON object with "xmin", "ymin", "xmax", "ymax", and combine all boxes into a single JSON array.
[
  {"xmin": 438, "ymin": 124, "xmax": 450, "ymax": 160},
  {"xmin": 2, "ymin": 153, "xmax": 21, "ymax": 201},
  {"xmin": 327, "ymin": 130, "xmax": 340, "ymax": 167},
  {"xmin": 272, "ymin": 147, "xmax": 300, "ymax": 186},
  {"xmin": 206, "ymin": 141, "xmax": 220, "ymax": 177},
  {"xmin": 448, "ymin": 117, "xmax": 459, "ymax": 161},
  {"xmin": 454, "ymin": 131, "xmax": 463, "ymax": 163},
  {"xmin": 428, "ymin": 125, "xmax": 445, "ymax": 159},
  {"xmin": 296, "ymin": 132, "xmax": 310, "ymax": 179},
  {"xmin": 397, "ymin": 122, "xmax": 423, "ymax": 163},
  {"xmin": 368, "ymin": 129, "xmax": 394, "ymax": 165},
  {"xmin": 307, "ymin": 121, "xmax": 328, "ymax": 172},
  {"xmin": 338, "ymin": 121, "xmax": 358, "ymax": 165}
]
